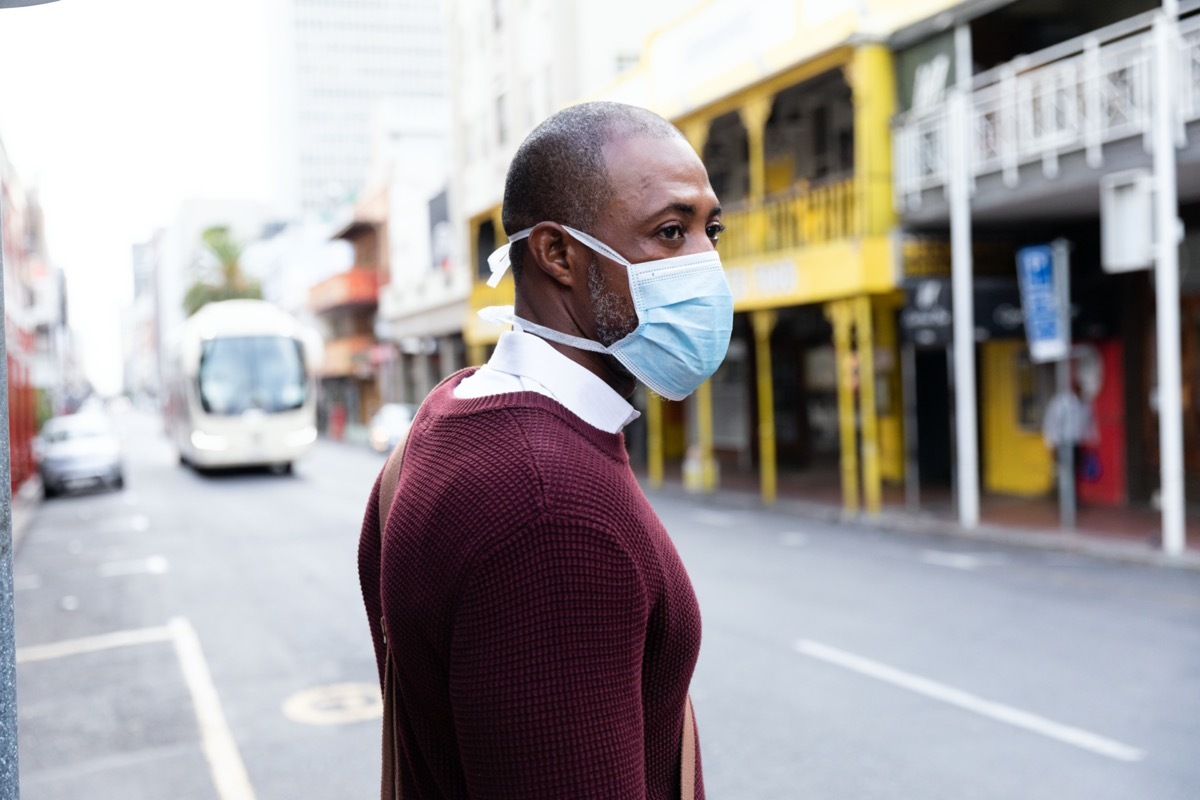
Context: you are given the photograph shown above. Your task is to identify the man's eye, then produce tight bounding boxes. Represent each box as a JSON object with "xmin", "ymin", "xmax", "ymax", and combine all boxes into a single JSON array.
[
  {"xmin": 659, "ymin": 224, "xmax": 685, "ymax": 240},
  {"xmin": 707, "ymin": 223, "xmax": 726, "ymax": 241}
]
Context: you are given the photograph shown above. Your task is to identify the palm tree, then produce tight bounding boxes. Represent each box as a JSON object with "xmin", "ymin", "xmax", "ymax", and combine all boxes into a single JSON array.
[{"xmin": 183, "ymin": 226, "xmax": 263, "ymax": 315}]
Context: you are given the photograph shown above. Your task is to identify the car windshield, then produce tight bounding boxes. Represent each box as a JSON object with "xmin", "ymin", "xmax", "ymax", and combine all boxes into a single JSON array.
[
  {"xmin": 42, "ymin": 416, "xmax": 112, "ymax": 443},
  {"xmin": 198, "ymin": 336, "xmax": 307, "ymax": 415}
]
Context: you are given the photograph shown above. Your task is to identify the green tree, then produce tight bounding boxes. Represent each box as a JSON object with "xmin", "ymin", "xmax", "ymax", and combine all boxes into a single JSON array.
[{"xmin": 182, "ymin": 226, "xmax": 263, "ymax": 316}]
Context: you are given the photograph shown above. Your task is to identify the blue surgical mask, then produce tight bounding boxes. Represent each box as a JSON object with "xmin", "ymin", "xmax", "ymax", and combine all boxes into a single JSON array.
[{"xmin": 481, "ymin": 224, "xmax": 734, "ymax": 401}]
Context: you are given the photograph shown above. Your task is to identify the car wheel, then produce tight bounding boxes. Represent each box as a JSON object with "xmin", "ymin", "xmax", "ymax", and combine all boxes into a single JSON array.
[
  {"xmin": 42, "ymin": 482, "xmax": 58, "ymax": 499},
  {"xmin": 113, "ymin": 474, "xmax": 125, "ymax": 490}
]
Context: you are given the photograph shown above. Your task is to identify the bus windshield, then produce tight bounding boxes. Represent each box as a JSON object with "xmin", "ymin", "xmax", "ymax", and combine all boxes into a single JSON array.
[{"xmin": 198, "ymin": 336, "xmax": 307, "ymax": 415}]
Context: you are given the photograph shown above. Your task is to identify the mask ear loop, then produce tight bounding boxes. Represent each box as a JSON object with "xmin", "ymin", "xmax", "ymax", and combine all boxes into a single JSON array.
[
  {"xmin": 486, "ymin": 227, "xmax": 534, "ymax": 288},
  {"xmin": 559, "ymin": 225, "xmax": 632, "ymax": 268},
  {"xmin": 486, "ymin": 224, "xmax": 629, "ymax": 288}
]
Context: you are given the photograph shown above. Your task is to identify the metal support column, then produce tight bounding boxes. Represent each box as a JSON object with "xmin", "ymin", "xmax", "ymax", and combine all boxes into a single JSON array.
[
  {"xmin": 1153, "ymin": 5, "xmax": 1187, "ymax": 555},
  {"xmin": 901, "ymin": 342, "xmax": 921, "ymax": 511},
  {"xmin": 647, "ymin": 393, "xmax": 664, "ymax": 489},
  {"xmin": 694, "ymin": 379, "xmax": 717, "ymax": 492},
  {"xmin": 829, "ymin": 301, "xmax": 859, "ymax": 514},
  {"xmin": 1, "ymin": 188, "xmax": 18, "ymax": 800},
  {"xmin": 948, "ymin": 23, "xmax": 980, "ymax": 529},
  {"xmin": 751, "ymin": 310, "xmax": 778, "ymax": 505},
  {"xmin": 856, "ymin": 296, "xmax": 882, "ymax": 515}
]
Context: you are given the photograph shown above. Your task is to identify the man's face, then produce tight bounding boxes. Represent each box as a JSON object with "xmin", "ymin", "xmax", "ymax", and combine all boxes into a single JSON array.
[{"xmin": 580, "ymin": 134, "xmax": 723, "ymax": 346}]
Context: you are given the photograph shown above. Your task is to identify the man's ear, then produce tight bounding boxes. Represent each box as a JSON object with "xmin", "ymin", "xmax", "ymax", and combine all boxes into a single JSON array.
[{"xmin": 526, "ymin": 222, "xmax": 582, "ymax": 289}]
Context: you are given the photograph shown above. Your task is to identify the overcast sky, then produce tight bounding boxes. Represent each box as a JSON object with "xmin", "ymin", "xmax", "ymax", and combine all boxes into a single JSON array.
[{"xmin": 0, "ymin": 0, "xmax": 275, "ymax": 394}]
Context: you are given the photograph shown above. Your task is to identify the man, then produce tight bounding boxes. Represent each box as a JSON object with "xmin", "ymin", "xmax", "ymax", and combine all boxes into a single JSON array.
[{"xmin": 359, "ymin": 101, "xmax": 732, "ymax": 799}]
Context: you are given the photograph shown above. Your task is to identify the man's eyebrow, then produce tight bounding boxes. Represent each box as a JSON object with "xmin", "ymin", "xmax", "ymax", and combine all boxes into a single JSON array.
[{"xmin": 651, "ymin": 202, "xmax": 722, "ymax": 217}]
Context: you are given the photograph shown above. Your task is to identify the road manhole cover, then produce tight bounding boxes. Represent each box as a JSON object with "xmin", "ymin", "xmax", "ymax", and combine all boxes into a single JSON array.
[{"xmin": 283, "ymin": 682, "xmax": 382, "ymax": 725}]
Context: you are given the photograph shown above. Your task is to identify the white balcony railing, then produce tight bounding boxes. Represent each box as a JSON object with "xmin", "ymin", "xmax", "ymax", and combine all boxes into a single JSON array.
[{"xmin": 894, "ymin": 8, "xmax": 1200, "ymax": 210}]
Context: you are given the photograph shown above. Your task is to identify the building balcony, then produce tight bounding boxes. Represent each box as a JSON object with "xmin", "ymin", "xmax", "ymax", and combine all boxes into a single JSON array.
[
  {"xmin": 716, "ymin": 177, "xmax": 897, "ymax": 309},
  {"xmin": 320, "ymin": 334, "xmax": 375, "ymax": 378},
  {"xmin": 718, "ymin": 179, "xmax": 859, "ymax": 264},
  {"xmin": 309, "ymin": 268, "xmax": 381, "ymax": 314},
  {"xmin": 893, "ymin": 9, "xmax": 1200, "ymax": 223}
]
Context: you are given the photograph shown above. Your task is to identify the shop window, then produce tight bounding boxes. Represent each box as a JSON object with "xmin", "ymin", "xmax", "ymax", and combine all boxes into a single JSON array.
[{"xmin": 1015, "ymin": 351, "xmax": 1056, "ymax": 432}]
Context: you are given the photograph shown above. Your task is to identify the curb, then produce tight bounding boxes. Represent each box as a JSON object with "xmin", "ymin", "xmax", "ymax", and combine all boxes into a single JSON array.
[
  {"xmin": 10, "ymin": 476, "xmax": 42, "ymax": 553},
  {"xmin": 644, "ymin": 481, "xmax": 1200, "ymax": 573}
]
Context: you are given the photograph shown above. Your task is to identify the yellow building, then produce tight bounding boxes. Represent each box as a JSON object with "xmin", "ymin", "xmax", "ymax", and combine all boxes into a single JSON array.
[{"xmin": 464, "ymin": 0, "xmax": 967, "ymax": 512}]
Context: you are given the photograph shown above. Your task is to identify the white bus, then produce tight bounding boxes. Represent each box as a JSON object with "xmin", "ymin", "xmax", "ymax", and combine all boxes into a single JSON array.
[{"xmin": 164, "ymin": 299, "xmax": 323, "ymax": 472}]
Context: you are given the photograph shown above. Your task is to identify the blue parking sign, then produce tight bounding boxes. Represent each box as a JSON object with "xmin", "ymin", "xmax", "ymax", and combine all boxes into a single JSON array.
[{"xmin": 1016, "ymin": 243, "xmax": 1069, "ymax": 362}]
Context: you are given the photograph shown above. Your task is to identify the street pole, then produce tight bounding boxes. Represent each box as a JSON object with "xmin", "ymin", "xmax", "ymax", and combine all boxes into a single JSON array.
[
  {"xmin": 0, "ymin": 6, "xmax": 61, "ymax": 797},
  {"xmin": 949, "ymin": 23, "xmax": 980, "ymax": 529},
  {"xmin": 1, "ymin": 200, "xmax": 17, "ymax": 800},
  {"xmin": 1153, "ymin": 4, "xmax": 1187, "ymax": 556},
  {"xmin": 1053, "ymin": 239, "xmax": 1075, "ymax": 530}
]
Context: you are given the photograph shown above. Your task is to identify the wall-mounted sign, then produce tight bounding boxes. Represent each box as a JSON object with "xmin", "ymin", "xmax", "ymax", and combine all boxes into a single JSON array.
[{"xmin": 899, "ymin": 279, "xmax": 1025, "ymax": 346}]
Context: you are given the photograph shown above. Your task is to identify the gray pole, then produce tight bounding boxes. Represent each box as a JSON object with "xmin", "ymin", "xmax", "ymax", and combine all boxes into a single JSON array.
[
  {"xmin": 1153, "ymin": 3, "xmax": 1187, "ymax": 555},
  {"xmin": 0, "ymin": 6, "xmax": 61, "ymax": 797},
  {"xmin": 0, "ymin": 195, "xmax": 17, "ymax": 799},
  {"xmin": 1053, "ymin": 239, "xmax": 1075, "ymax": 530},
  {"xmin": 949, "ymin": 23, "xmax": 980, "ymax": 528}
]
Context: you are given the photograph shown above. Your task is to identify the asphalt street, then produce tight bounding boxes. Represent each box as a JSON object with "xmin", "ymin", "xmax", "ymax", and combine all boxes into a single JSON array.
[{"xmin": 11, "ymin": 410, "xmax": 1200, "ymax": 799}]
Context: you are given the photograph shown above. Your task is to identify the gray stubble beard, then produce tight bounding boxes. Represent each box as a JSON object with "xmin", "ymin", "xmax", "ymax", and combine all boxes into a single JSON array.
[
  {"xmin": 587, "ymin": 255, "xmax": 638, "ymax": 384},
  {"xmin": 588, "ymin": 255, "xmax": 638, "ymax": 347}
]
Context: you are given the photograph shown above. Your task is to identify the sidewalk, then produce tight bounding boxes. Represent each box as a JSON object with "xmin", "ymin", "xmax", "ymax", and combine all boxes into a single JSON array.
[
  {"xmin": 9, "ymin": 475, "xmax": 42, "ymax": 552},
  {"xmin": 641, "ymin": 465, "xmax": 1200, "ymax": 572}
]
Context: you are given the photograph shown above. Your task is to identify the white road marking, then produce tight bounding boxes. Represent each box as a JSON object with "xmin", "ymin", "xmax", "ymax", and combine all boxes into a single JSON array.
[
  {"xmin": 779, "ymin": 532, "xmax": 809, "ymax": 547},
  {"xmin": 921, "ymin": 550, "xmax": 1004, "ymax": 571},
  {"xmin": 691, "ymin": 510, "xmax": 740, "ymax": 527},
  {"xmin": 168, "ymin": 617, "xmax": 258, "ymax": 800},
  {"xmin": 99, "ymin": 555, "xmax": 170, "ymax": 577},
  {"xmin": 795, "ymin": 640, "xmax": 1145, "ymax": 762},
  {"xmin": 15, "ymin": 620, "xmax": 257, "ymax": 800},
  {"xmin": 282, "ymin": 683, "xmax": 382, "ymax": 725},
  {"xmin": 16, "ymin": 624, "xmax": 173, "ymax": 663},
  {"xmin": 99, "ymin": 514, "xmax": 150, "ymax": 534},
  {"xmin": 13, "ymin": 574, "xmax": 42, "ymax": 591}
]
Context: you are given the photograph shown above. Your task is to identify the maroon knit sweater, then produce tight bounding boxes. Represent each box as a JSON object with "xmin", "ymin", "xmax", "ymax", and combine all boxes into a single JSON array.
[{"xmin": 358, "ymin": 371, "xmax": 703, "ymax": 799}]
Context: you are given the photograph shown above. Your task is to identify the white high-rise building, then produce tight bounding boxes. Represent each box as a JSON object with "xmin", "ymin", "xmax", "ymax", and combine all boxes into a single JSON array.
[{"xmin": 270, "ymin": 0, "xmax": 449, "ymax": 218}]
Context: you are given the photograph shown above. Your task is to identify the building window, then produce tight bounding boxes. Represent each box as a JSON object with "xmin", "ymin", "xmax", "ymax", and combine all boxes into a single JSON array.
[{"xmin": 496, "ymin": 93, "xmax": 508, "ymax": 147}]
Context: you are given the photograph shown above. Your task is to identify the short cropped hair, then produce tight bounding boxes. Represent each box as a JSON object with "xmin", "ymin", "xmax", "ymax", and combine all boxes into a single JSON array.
[{"xmin": 502, "ymin": 101, "xmax": 683, "ymax": 281}]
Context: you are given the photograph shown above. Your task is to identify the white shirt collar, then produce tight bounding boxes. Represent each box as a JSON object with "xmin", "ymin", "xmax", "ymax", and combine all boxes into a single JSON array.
[{"xmin": 482, "ymin": 329, "xmax": 639, "ymax": 433}]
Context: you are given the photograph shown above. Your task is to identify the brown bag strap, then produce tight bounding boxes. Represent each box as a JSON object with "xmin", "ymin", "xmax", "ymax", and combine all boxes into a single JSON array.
[
  {"xmin": 381, "ymin": 642, "xmax": 402, "ymax": 800},
  {"xmin": 377, "ymin": 368, "xmax": 472, "ymax": 531},
  {"xmin": 378, "ymin": 429, "xmax": 410, "ymax": 800},
  {"xmin": 681, "ymin": 694, "xmax": 696, "ymax": 800},
  {"xmin": 378, "ymin": 437, "xmax": 408, "ymax": 532}
]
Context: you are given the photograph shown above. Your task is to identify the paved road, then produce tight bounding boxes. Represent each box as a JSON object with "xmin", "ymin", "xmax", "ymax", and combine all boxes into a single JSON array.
[{"xmin": 12, "ymin": 410, "xmax": 1200, "ymax": 798}]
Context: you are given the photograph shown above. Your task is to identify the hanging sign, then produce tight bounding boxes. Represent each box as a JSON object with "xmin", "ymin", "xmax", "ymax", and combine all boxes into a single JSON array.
[{"xmin": 1016, "ymin": 241, "xmax": 1070, "ymax": 363}]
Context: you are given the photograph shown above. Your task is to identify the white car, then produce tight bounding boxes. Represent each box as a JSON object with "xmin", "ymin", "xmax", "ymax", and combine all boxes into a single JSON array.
[
  {"xmin": 36, "ymin": 413, "xmax": 125, "ymax": 498},
  {"xmin": 368, "ymin": 403, "xmax": 418, "ymax": 454}
]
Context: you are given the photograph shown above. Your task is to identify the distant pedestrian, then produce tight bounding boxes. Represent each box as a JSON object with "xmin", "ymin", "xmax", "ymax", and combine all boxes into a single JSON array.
[{"xmin": 359, "ymin": 101, "xmax": 733, "ymax": 799}]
